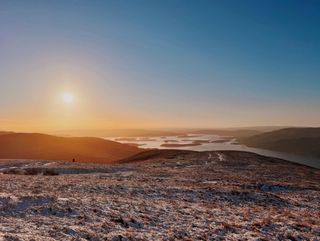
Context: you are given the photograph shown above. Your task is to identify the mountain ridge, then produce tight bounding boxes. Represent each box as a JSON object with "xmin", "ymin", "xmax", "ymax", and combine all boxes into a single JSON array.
[{"xmin": 242, "ymin": 127, "xmax": 320, "ymax": 158}]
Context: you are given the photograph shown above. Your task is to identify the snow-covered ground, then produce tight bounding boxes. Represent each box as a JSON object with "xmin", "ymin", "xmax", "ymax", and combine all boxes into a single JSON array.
[{"xmin": 0, "ymin": 151, "xmax": 319, "ymax": 240}]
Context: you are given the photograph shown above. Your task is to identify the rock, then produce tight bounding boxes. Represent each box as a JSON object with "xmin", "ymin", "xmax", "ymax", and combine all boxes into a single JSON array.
[{"xmin": 111, "ymin": 235, "xmax": 128, "ymax": 241}]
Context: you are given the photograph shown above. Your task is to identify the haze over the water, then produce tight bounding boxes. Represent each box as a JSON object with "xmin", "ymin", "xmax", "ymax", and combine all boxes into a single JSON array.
[{"xmin": 1, "ymin": 0, "xmax": 320, "ymax": 132}]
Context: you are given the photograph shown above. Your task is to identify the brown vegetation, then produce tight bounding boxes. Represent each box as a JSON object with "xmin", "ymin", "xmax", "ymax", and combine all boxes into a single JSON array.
[
  {"xmin": 0, "ymin": 150, "xmax": 319, "ymax": 240},
  {"xmin": 0, "ymin": 133, "xmax": 142, "ymax": 163}
]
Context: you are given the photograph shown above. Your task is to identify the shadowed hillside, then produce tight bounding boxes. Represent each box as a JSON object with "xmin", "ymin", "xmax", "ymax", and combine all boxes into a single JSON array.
[
  {"xmin": 242, "ymin": 128, "xmax": 320, "ymax": 158},
  {"xmin": 0, "ymin": 131, "xmax": 13, "ymax": 135},
  {"xmin": 0, "ymin": 133, "xmax": 142, "ymax": 163},
  {"xmin": 119, "ymin": 149, "xmax": 196, "ymax": 163}
]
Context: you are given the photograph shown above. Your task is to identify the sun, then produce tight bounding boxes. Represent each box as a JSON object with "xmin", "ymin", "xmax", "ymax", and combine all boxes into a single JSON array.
[{"xmin": 63, "ymin": 92, "xmax": 75, "ymax": 103}]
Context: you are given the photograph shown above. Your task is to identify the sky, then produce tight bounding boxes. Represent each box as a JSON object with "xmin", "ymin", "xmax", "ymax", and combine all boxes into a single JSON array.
[{"xmin": 1, "ymin": 0, "xmax": 320, "ymax": 132}]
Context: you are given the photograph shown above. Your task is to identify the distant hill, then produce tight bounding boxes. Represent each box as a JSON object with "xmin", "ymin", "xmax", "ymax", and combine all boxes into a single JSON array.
[
  {"xmin": 0, "ymin": 131, "xmax": 13, "ymax": 135},
  {"xmin": 0, "ymin": 133, "xmax": 142, "ymax": 163},
  {"xmin": 49, "ymin": 127, "xmax": 289, "ymax": 138},
  {"xmin": 242, "ymin": 128, "xmax": 320, "ymax": 158},
  {"xmin": 193, "ymin": 129, "xmax": 262, "ymax": 138},
  {"xmin": 51, "ymin": 129, "xmax": 179, "ymax": 137}
]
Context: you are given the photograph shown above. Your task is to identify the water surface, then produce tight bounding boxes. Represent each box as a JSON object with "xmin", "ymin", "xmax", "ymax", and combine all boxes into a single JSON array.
[{"xmin": 106, "ymin": 134, "xmax": 320, "ymax": 169}]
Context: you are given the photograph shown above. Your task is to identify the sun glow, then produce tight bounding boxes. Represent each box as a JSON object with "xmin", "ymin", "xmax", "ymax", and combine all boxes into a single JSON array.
[{"xmin": 63, "ymin": 92, "xmax": 75, "ymax": 103}]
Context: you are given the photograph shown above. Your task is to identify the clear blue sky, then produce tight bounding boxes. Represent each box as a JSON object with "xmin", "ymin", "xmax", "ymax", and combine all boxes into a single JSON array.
[{"xmin": 0, "ymin": 0, "xmax": 320, "ymax": 131}]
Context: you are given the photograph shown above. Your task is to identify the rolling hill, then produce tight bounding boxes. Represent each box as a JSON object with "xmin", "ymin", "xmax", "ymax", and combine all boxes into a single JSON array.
[
  {"xmin": 52, "ymin": 129, "xmax": 179, "ymax": 137},
  {"xmin": 193, "ymin": 129, "xmax": 262, "ymax": 138},
  {"xmin": 242, "ymin": 127, "xmax": 320, "ymax": 158},
  {"xmin": 0, "ymin": 131, "xmax": 13, "ymax": 135},
  {"xmin": 0, "ymin": 133, "xmax": 142, "ymax": 163}
]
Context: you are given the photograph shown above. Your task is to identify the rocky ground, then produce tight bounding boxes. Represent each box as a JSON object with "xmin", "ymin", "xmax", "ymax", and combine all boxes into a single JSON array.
[{"xmin": 0, "ymin": 150, "xmax": 319, "ymax": 241}]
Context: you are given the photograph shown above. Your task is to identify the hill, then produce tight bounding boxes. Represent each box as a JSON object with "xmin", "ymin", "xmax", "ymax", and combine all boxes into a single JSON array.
[
  {"xmin": 0, "ymin": 150, "xmax": 319, "ymax": 240},
  {"xmin": 193, "ymin": 129, "xmax": 262, "ymax": 138},
  {"xmin": 242, "ymin": 127, "xmax": 320, "ymax": 158},
  {"xmin": 0, "ymin": 131, "xmax": 13, "ymax": 135},
  {"xmin": 0, "ymin": 133, "xmax": 142, "ymax": 163},
  {"xmin": 51, "ymin": 129, "xmax": 179, "ymax": 137}
]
